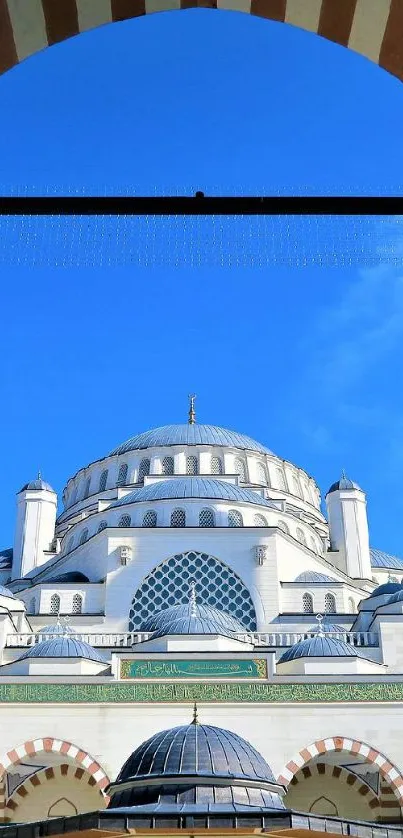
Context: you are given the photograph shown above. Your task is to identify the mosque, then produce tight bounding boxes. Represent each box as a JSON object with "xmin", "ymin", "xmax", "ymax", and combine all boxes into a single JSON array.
[{"xmin": 1, "ymin": 400, "xmax": 403, "ymax": 828}]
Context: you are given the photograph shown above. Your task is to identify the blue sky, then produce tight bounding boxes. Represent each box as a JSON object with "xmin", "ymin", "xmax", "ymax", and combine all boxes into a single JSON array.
[{"xmin": 0, "ymin": 8, "xmax": 403, "ymax": 553}]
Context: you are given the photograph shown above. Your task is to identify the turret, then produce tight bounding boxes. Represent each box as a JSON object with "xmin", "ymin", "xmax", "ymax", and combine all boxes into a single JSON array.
[
  {"xmin": 12, "ymin": 475, "xmax": 57, "ymax": 580},
  {"xmin": 325, "ymin": 473, "xmax": 371, "ymax": 581}
]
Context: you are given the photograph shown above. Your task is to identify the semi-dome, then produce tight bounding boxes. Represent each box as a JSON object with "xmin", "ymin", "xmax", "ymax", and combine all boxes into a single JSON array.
[
  {"xmin": 111, "ymin": 477, "xmax": 274, "ymax": 508},
  {"xmin": 294, "ymin": 571, "xmax": 336, "ymax": 583},
  {"xmin": 38, "ymin": 623, "xmax": 76, "ymax": 635},
  {"xmin": 370, "ymin": 548, "xmax": 403, "ymax": 569},
  {"xmin": 107, "ymin": 716, "xmax": 285, "ymax": 812},
  {"xmin": 309, "ymin": 621, "xmax": 346, "ymax": 633},
  {"xmin": 140, "ymin": 601, "xmax": 247, "ymax": 638},
  {"xmin": 19, "ymin": 477, "xmax": 54, "ymax": 493},
  {"xmin": 278, "ymin": 635, "xmax": 359, "ymax": 663},
  {"xmin": 110, "ymin": 424, "xmax": 273, "ymax": 456},
  {"xmin": 327, "ymin": 475, "xmax": 362, "ymax": 495},
  {"xmin": 19, "ymin": 636, "xmax": 107, "ymax": 663}
]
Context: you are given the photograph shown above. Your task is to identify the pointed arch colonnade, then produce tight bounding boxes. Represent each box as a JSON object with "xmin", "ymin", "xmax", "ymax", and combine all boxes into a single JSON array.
[{"xmin": 0, "ymin": 0, "xmax": 402, "ymax": 82}]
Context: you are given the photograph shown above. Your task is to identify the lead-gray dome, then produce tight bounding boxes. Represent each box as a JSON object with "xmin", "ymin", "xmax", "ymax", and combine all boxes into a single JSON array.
[
  {"xmin": 370, "ymin": 548, "xmax": 403, "ymax": 569},
  {"xmin": 140, "ymin": 601, "xmax": 247, "ymax": 638},
  {"xmin": 327, "ymin": 476, "xmax": 361, "ymax": 494},
  {"xmin": 19, "ymin": 636, "xmax": 107, "ymax": 663},
  {"xmin": 110, "ymin": 424, "xmax": 273, "ymax": 456},
  {"xmin": 279, "ymin": 635, "xmax": 359, "ymax": 663},
  {"xmin": 111, "ymin": 478, "xmax": 274, "ymax": 508},
  {"xmin": 19, "ymin": 478, "xmax": 54, "ymax": 493}
]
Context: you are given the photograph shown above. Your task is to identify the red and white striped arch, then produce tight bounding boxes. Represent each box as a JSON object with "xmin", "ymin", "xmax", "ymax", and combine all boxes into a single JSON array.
[
  {"xmin": 278, "ymin": 736, "xmax": 403, "ymax": 806},
  {"xmin": 0, "ymin": 0, "xmax": 402, "ymax": 81},
  {"xmin": 0, "ymin": 737, "xmax": 109, "ymax": 792}
]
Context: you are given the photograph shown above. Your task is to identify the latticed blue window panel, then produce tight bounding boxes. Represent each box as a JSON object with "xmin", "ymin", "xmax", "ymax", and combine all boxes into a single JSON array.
[
  {"xmin": 117, "ymin": 463, "xmax": 128, "ymax": 486},
  {"xmin": 162, "ymin": 456, "xmax": 174, "ymax": 475},
  {"xmin": 99, "ymin": 470, "xmax": 108, "ymax": 492},
  {"xmin": 211, "ymin": 456, "xmax": 223, "ymax": 475},
  {"xmin": 138, "ymin": 459, "xmax": 150, "ymax": 482},
  {"xmin": 128, "ymin": 551, "xmax": 256, "ymax": 631}
]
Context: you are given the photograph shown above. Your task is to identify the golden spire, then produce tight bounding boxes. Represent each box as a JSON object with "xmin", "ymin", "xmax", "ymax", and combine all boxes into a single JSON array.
[{"xmin": 188, "ymin": 394, "xmax": 196, "ymax": 425}]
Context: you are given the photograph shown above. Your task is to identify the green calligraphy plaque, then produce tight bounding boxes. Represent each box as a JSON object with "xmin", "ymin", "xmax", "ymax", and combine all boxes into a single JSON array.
[{"xmin": 120, "ymin": 658, "xmax": 267, "ymax": 680}]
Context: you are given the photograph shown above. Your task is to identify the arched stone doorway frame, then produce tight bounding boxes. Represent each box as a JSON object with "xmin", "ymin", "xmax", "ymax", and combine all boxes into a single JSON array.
[
  {"xmin": 0, "ymin": 737, "xmax": 110, "ymax": 819},
  {"xmin": 278, "ymin": 736, "xmax": 403, "ymax": 812},
  {"xmin": 0, "ymin": 1, "xmax": 402, "ymax": 82},
  {"xmin": 5, "ymin": 762, "xmax": 105, "ymax": 821}
]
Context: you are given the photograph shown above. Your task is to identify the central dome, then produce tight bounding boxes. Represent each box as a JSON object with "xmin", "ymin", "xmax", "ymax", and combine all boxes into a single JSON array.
[
  {"xmin": 111, "ymin": 477, "xmax": 274, "ymax": 508},
  {"xmin": 110, "ymin": 424, "xmax": 273, "ymax": 456}
]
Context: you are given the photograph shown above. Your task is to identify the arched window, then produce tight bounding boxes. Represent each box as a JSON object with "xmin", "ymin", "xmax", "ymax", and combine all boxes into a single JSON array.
[
  {"xmin": 228, "ymin": 509, "xmax": 243, "ymax": 527},
  {"xmin": 119, "ymin": 514, "xmax": 131, "ymax": 528},
  {"xmin": 254, "ymin": 514, "xmax": 267, "ymax": 526},
  {"xmin": 67, "ymin": 536, "xmax": 74, "ymax": 552},
  {"xmin": 293, "ymin": 476, "xmax": 302, "ymax": 497},
  {"xmin": 199, "ymin": 508, "xmax": 215, "ymax": 527},
  {"xmin": 83, "ymin": 477, "xmax": 91, "ymax": 498},
  {"xmin": 325, "ymin": 592, "xmax": 336, "ymax": 614},
  {"xmin": 348, "ymin": 597, "xmax": 356, "ymax": 613},
  {"xmin": 138, "ymin": 459, "xmax": 150, "ymax": 482},
  {"xmin": 29, "ymin": 597, "xmax": 36, "ymax": 615},
  {"xmin": 79, "ymin": 528, "xmax": 89, "ymax": 545},
  {"xmin": 129, "ymin": 550, "xmax": 257, "ymax": 631},
  {"xmin": 302, "ymin": 592, "xmax": 314, "ymax": 613},
  {"xmin": 278, "ymin": 520, "xmax": 289, "ymax": 535},
  {"xmin": 162, "ymin": 456, "xmax": 174, "ymax": 475},
  {"xmin": 142, "ymin": 510, "xmax": 157, "ymax": 528},
  {"xmin": 171, "ymin": 508, "xmax": 186, "ymax": 527},
  {"xmin": 296, "ymin": 527, "xmax": 307, "ymax": 547},
  {"xmin": 256, "ymin": 463, "xmax": 267, "ymax": 485},
  {"xmin": 72, "ymin": 594, "xmax": 82, "ymax": 614},
  {"xmin": 275, "ymin": 467, "xmax": 286, "ymax": 491},
  {"xmin": 211, "ymin": 456, "xmax": 223, "ymax": 475},
  {"xmin": 117, "ymin": 463, "xmax": 128, "ymax": 486},
  {"xmin": 50, "ymin": 594, "xmax": 60, "ymax": 615},
  {"xmin": 234, "ymin": 458, "xmax": 247, "ymax": 482},
  {"xmin": 98, "ymin": 520, "xmax": 107, "ymax": 533},
  {"xmin": 99, "ymin": 470, "xmax": 108, "ymax": 492},
  {"xmin": 186, "ymin": 456, "xmax": 198, "ymax": 475}
]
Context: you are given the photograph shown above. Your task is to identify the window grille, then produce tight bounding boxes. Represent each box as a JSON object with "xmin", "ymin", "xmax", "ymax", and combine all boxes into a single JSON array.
[
  {"xmin": 234, "ymin": 458, "xmax": 247, "ymax": 482},
  {"xmin": 256, "ymin": 463, "xmax": 267, "ymax": 485},
  {"xmin": 79, "ymin": 528, "xmax": 89, "ymax": 545},
  {"xmin": 211, "ymin": 456, "xmax": 223, "ymax": 475},
  {"xmin": 254, "ymin": 514, "xmax": 267, "ymax": 526},
  {"xmin": 50, "ymin": 594, "xmax": 60, "ymax": 615},
  {"xmin": 98, "ymin": 520, "xmax": 107, "ymax": 532},
  {"xmin": 72, "ymin": 594, "xmax": 82, "ymax": 614},
  {"xmin": 278, "ymin": 520, "xmax": 289, "ymax": 534},
  {"xmin": 119, "ymin": 514, "xmax": 131, "ymax": 528},
  {"xmin": 128, "ymin": 550, "xmax": 257, "ymax": 631},
  {"xmin": 29, "ymin": 597, "xmax": 36, "ymax": 614},
  {"xmin": 186, "ymin": 456, "xmax": 198, "ymax": 475},
  {"xmin": 296, "ymin": 527, "xmax": 307, "ymax": 546},
  {"xmin": 302, "ymin": 592, "xmax": 314, "ymax": 613},
  {"xmin": 228, "ymin": 509, "xmax": 243, "ymax": 527},
  {"xmin": 99, "ymin": 470, "xmax": 108, "ymax": 492},
  {"xmin": 117, "ymin": 463, "xmax": 128, "ymax": 486},
  {"xmin": 138, "ymin": 459, "xmax": 150, "ymax": 482},
  {"xmin": 325, "ymin": 593, "xmax": 336, "ymax": 614},
  {"xmin": 67, "ymin": 536, "xmax": 74, "ymax": 552},
  {"xmin": 83, "ymin": 477, "xmax": 91, "ymax": 498},
  {"xmin": 199, "ymin": 508, "xmax": 215, "ymax": 527},
  {"xmin": 275, "ymin": 468, "xmax": 286, "ymax": 491},
  {"xmin": 162, "ymin": 456, "xmax": 174, "ymax": 475},
  {"xmin": 142, "ymin": 510, "xmax": 157, "ymax": 527},
  {"xmin": 171, "ymin": 508, "xmax": 186, "ymax": 527}
]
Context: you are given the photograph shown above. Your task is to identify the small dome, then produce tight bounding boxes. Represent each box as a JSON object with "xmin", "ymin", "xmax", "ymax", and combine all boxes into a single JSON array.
[
  {"xmin": 369, "ymin": 582, "xmax": 402, "ymax": 597},
  {"xmin": 0, "ymin": 585, "xmax": 15, "ymax": 599},
  {"xmin": 278, "ymin": 634, "xmax": 359, "ymax": 663},
  {"xmin": 112, "ymin": 477, "xmax": 273, "ymax": 509},
  {"xmin": 384, "ymin": 589, "xmax": 403, "ymax": 605},
  {"xmin": 140, "ymin": 601, "xmax": 247, "ymax": 638},
  {"xmin": 20, "ymin": 477, "xmax": 54, "ymax": 493},
  {"xmin": 38, "ymin": 623, "xmax": 75, "ymax": 635},
  {"xmin": 309, "ymin": 621, "xmax": 346, "ymax": 633},
  {"xmin": 370, "ymin": 548, "xmax": 403, "ymax": 569},
  {"xmin": 110, "ymin": 424, "xmax": 273, "ymax": 456},
  {"xmin": 294, "ymin": 571, "xmax": 336, "ymax": 583},
  {"xmin": 117, "ymin": 722, "xmax": 276, "ymax": 785},
  {"xmin": 19, "ymin": 636, "xmax": 107, "ymax": 663},
  {"xmin": 327, "ymin": 475, "xmax": 361, "ymax": 495}
]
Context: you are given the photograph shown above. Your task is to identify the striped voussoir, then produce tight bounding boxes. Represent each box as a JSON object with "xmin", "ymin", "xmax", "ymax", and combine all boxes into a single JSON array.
[
  {"xmin": 5, "ymin": 763, "xmax": 105, "ymax": 817},
  {"xmin": 278, "ymin": 737, "xmax": 403, "ymax": 808},
  {"xmin": 0, "ymin": 0, "xmax": 402, "ymax": 81},
  {"xmin": 289, "ymin": 762, "xmax": 380, "ymax": 810}
]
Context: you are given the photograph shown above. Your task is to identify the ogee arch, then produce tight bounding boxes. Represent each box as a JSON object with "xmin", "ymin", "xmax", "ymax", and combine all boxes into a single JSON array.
[{"xmin": 0, "ymin": 0, "xmax": 402, "ymax": 81}]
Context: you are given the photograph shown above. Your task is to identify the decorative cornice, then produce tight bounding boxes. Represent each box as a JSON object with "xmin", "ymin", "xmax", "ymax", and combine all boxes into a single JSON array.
[{"xmin": 0, "ymin": 682, "xmax": 403, "ymax": 703}]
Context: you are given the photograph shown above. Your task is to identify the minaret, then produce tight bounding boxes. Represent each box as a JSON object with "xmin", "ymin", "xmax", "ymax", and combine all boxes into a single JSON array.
[
  {"xmin": 12, "ymin": 475, "xmax": 57, "ymax": 580},
  {"xmin": 325, "ymin": 472, "xmax": 371, "ymax": 581}
]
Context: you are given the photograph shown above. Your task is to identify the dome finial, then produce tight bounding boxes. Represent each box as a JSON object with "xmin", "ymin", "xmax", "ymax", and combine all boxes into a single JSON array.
[
  {"xmin": 37, "ymin": 469, "xmax": 41, "ymax": 480},
  {"xmin": 188, "ymin": 393, "xmax": 196, "ymax": 425},
  {"xmin": 192, "ymin": 701, "xmax": 199, "ymax": 725},
  {"xmin": 315, "ymin": 613, "xmax": 325, "ymax": 636},
  {"xmin": 189, "ymin": 580, "xmax": 197, "ymax": 617}
]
